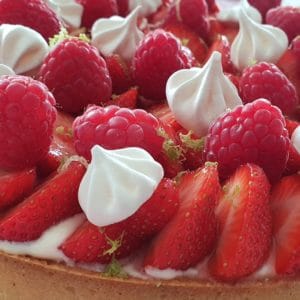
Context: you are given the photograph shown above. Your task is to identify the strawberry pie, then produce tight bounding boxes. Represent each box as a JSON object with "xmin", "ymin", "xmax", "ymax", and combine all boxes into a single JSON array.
[{"xmin": 0, "ymin": 0, "xmax": 300, "ymax": 299}]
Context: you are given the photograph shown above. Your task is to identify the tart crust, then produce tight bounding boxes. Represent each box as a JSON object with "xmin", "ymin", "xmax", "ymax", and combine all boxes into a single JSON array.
[{"xmin": 0, "ymin": 251, "xmax": 300, "ymax": 300}]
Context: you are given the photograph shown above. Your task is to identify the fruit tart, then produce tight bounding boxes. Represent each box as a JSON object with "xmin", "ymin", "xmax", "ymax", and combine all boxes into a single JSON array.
[{"xmin": 0, "ymin": 0, "xmax": 300, "ymax": 299}]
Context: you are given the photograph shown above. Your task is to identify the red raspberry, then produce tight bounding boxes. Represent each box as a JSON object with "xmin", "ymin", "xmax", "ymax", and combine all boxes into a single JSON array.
[
  {"xmin": 0, "ymin": 0, "xmax": 61, "ymax": 41},
  {"xmin": 133, "ymin": 29, "xmax": 192, "ymax": 101},
  {"xmin": 0, "ymin": 75, "xmax": 57, "ymax": 170},
  {"xmin": 266, "ymin": 6, "xmax": 300, "ymax": 43},
  {"xmin": 204, "ymin": 99, "xmax": 290, "ymax": 183},
  {"xmin": 76, "ymin": 0, "xmax": 118, "ymax": 29},
  {"xmin": 248, "ymin": 0, "xmax": 281, "ymax": 20},
  {"xmin": 38, "ymin": 38, "xmax": 112, "ymax": 115},
  {"xmin": 167, "ymin": 0, "xmax": 210, "ymax": 42},
  {"xmin": 239, "ymin": 62, "xmax": 299, "ymax": 115},
  {"xmin": 73, "ymin": 105, "xmax": 164, "ymax": 161}
]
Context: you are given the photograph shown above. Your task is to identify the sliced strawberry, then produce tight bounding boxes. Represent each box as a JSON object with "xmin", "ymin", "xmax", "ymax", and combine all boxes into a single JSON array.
[
  {"xmin": 105, "ymin": 87, "xmax": 138, "ymax": 109},
  {"xmin": 60, "ymin": 178, "xmax": 179, "ymax": 263},
  {"xmin": 209, "ymin": 18, "xmax": 238, "ymax": 45},
  {"xmin": 277, "ymin": 36, "xmax": 300, "ymax": 101},
  {"xmin": 163, "ymin": 22, "xmax": 208, "ymax": 64},
  {"xmin": 285, "ymin": 118, "xmax": 300, "ymax": 137},
  {"xmin": 105, "ymin": 54, "xmax": 133, "ymax": 95},
  {"xmin": 37, "ymin": 111, "xmax": 76, "ymax": 177},
  {"xmin": 284, "ymin": 144, "xmax": 300, "ymax": 176},
  {"xmin": 143, "ymin": 163, "xmax": 221, "ymax": 270},
  {"xmin": 208, "ymin": 163, "xmax": 272, "ymax": 282},
  {"xmin": 0, "ymin": 160, "xmax": 86, "ymax": 242},
  {"xmin": 206, "ymin": 34, "xmax": 237, "ymax": 74},
  {"xmin": 0, "ymin": 168, "xmax": 37, "ymax": 211},
  {"xmin": 271, "ymin": 174, "xmax": 300, "ymax": 275}
]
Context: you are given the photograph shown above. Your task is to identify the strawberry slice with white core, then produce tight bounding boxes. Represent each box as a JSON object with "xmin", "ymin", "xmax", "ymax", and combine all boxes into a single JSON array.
[
  {"xmin": 271, "ymin": 174, "xmax": 300, "ymax": 275},
  {"xmin": 208, "ymin": 163, "xmax": 272, "ymax": 282}
]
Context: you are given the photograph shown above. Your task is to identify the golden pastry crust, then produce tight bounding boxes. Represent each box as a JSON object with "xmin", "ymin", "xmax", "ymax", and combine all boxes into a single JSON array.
[{"xmin": 0, "ymin": 251, "xmax": 300, "ymax": 300}]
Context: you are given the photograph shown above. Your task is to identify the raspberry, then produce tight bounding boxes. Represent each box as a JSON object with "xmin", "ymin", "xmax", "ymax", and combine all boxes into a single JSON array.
[
  {"xmin": 76, "ymin": 0, "xmax": 118, "ymax": 29},
  {"xmin": 0, "ymin": 75, "xmax": 57, "ymax": 170},
  {"xmin": 248, "ymin": 0, "xmax": 281, "ymax": 20},
  {"xmin": 266, "ymin": 6, "xmax": 300, "ymax": 43},
  {"xmin": 239, "ymin": 62, "xmax": 299, "ymax": 115},
  {"xmin": 167, "ymin": 0, "xmax": 210, "ymax": 42},
  {"xmin": 0, "ymin": 0, "xmax": 61, "ymax": 41},
  {"xmin": 204, "ymin": 99, "xmax": 290, "ymax": 183},
  {"xmin": 73, "ymin": 105, "xmax": 164, "ymax": 161},
  {"xmin": 133, "ymin": 29, "xmax": 192, "ymax": 101},
  {"xmin": 38, "ymin": 37, "xmax": 112, "ymax": 115}
]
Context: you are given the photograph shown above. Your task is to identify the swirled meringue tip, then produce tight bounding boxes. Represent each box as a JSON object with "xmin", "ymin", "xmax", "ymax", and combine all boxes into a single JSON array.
[
  {"xmin": 78, "ymin": 145, "xmax": 164, "ymax": 227},
  {"xmin": 166, "ymin": 51, "xmax": 242, "ymax": 137},
  {"xmin": 91, "ymin": 6, "xmax": 144, "ymax": 62},
  {"xmin": 217, "ymin": 0, "xmax": 262, "ymax": 24},
  {"xmin": 231, "ymin": 7, "xmax": 288, "ymax": 71},
  {"xmin": 46, "ymin": 0, "xmax": 84, "ymax": 29},
  {"xmin": 129, "ymin": 0, "xmax": 162, "ymax": 16},
  {"xmin": 0, "ymin": 24, "xmax": 49, "ymax": 74}
]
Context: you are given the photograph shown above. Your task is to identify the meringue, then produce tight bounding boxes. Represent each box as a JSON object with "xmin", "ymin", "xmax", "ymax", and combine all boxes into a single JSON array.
[
  {"xmin": 217, "ymin": 0, "xmax": 262, "ymax": 23},
  {"xmin": 0, "ymin": 24, "xmax": 49, "ymax": 74},
  {"xmin": 0, "ymin": 64, "xmax": 15, "ymax": 76},
  {"xmin": 78, "ymin": 145, "xmax": 164, "ymax": 227},
  {"xmin": 166, "ymin": 51, "xmax": 242, "ymax": 137},
  {"xmin": 291, "ymin": 126, "xmax": 300, "ymax": 155},
  {"xmin": 91, "ymin": 7, "xmax": 144, "ymax": 62},
  {"xmin": 231, "ymin": 8, "xmax": 288, "ymax": 71},
  {"xmin": 129, "ymin": 0, "xmax": 162, "ymax": 16},
  {"xmin": 46, "ymin": 0, "xmax": 83, "ymax": 29}
]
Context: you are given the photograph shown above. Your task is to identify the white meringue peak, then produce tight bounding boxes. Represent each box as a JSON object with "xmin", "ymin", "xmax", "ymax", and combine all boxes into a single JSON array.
[
  {"xmin": 129, "ymin": 0, "xmax": 162, "ymax": 16},
  {"xmin": 166, "ymin": 51, "xmax": 242, "ymax": 137},
  {"xmin": 0, "ymin": 64, "xmax": 15, "ymax": 76}
]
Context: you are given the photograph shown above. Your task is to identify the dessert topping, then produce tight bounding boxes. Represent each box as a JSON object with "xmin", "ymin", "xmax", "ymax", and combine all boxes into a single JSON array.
[
  {"xmin": 128, "ymin": 0, "xmax": 162, "ymax": 16},
  {"xmin": 0, "ymin": 24, "xmax": 49, "ymax": 74},
  {"xmin": 166, "ymin": 51, "xmax": 242, "ymax": 137},
  {"xmin": 78, "ymin": 145, "xmax": 164, "ymax": 227},
  {"xmin": 291, "ymin": 125, "xmax": 300, "ymax": 154},
  {"xmin": 231, "ymin": 8, "xmax": 288, "ymax": 71},
  {"xmin": 0, "ymin": 64, "xmax": 15, "ymax": 76},
  {"xmin": 46, "ymin": 0, "xmax": 84, "ymax": 29},
  {"xmin": 91, "ymin": 6, "xmax": 144, "ymax": 62}
]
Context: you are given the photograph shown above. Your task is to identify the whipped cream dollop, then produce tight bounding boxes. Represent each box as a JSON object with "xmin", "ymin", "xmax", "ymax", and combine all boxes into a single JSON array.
[
  {"xmin": 0, "ymin": 64, "xmax": 15, "ymax": 76},
  {"xmin": 166, "ymin": 51, "xmax": 242, "ymax": 137},
  {"xmin": 91, "ymin": 7, "xmax": 144, "ymax": 62},
  {"xmin": 217, "ymin": 0, "xmax": 262, "ymax": 23},
  {"xmin": 0, "ymin": 24, "xmax": 49, "ymax": 74},
  {"xmin": 78, "ymin": 145, "xmax": 164, "ymax": 227},
  {"xmin": 231, "ymin": 8, "xmax": 288, "ymax": 71},
  {"xmin": 46, "ymin": 0, "xmax": 83, "ymax": 29},
  {"xmin": 129, "ymin": 0, "xmax": 162, "ymax": 16},
  {"xmin": 291, "ymin": 126, "xmax": 300, "ymax": 155}
]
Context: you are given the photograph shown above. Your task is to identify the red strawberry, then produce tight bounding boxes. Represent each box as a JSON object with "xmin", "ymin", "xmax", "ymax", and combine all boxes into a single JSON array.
[
  {"xmin": 105, "ymin": 54, "xmax": 133, "ymax": 95},
  {"xmin": 0, "ymin": 75, "xmax": 57, "ymax": 170},
  {"xmin": 208, "ymin": 163, "xmax": 272, "ymax": 282},
  {"xmin": 277, "ymin": 36, "xmax": 300, "ymax": 102},
  {"xmin": 209, "ymin": 18, "xmax": 239, "ymax": 45},
  {"xmin": 285, "ymin": 118, "xmax": 300, "ymax": 137},
  {"xmin": 166, "ymin": 0, "xmax": 210, "ymax": 42},
  {"xmin": 72, "ymin": 105, "xmax": 164, "ymax": 161},
  {"xmin": 239, "ymin": 62, "xmax": 299, "ymax": 115},
  {"xmin": 132, "ymin": 29, "xmax": 192, "ymax": 101},
  {"xmin": 0, "ymin": 0, "xmax": 61, "ymax": 41},
  {"xmin": 37, "ymin": 111, "xmax": 76, "ymax": 177},
  {"xmin": 284, "ymin": 143, "xmax": 300, "ymax": 176},
  {"xmin": 0, "ymin": 168, "xmax": 36, "ymax": 211},
  {"xmin": 206, "ymin": 34, "xmax": 237, "ymax": 74},
  {"xmin": 38, "ymin": 37, "xmax": 112, "ymax": 115},
  {"xmin": 163, "ymin": 22, "xmax": 208, "ymax": 65},
  {"xmin": 143, "ymin": 163, "xmax": 220, "ymax": 270},
  {"xmin": 0, "ymin": 160, "xmax": 86, "ymax": 242},
  {"xmin": 60, "ymin": 178, "xmax": 179, "ymax": 263},
  {"xmin": 105, "ymin": 87, "xmax": 138, "ymax": 109},
  {"xmin": 266, "ymin": 6, "xmax": 300, "ymax": 43},
  {"xmin": 271, "ymin": 173, "xmax": 300, "ymax": 275},
  {"xmin": 206, "ymin": 0, "xmax": 219, "ymax": 14},
  {"xmin": 76, "ymin": 0, "xmax": 118, "ymax": 29},
  {"xmin": 116, "ymin": 0, "xmax": 129, "ymax": 16}
]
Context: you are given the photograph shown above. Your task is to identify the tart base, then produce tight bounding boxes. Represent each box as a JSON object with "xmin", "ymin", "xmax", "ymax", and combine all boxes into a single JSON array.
[{"xmin": 0, "ymin": 251, "xmax": 300, "ymax": 299}]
